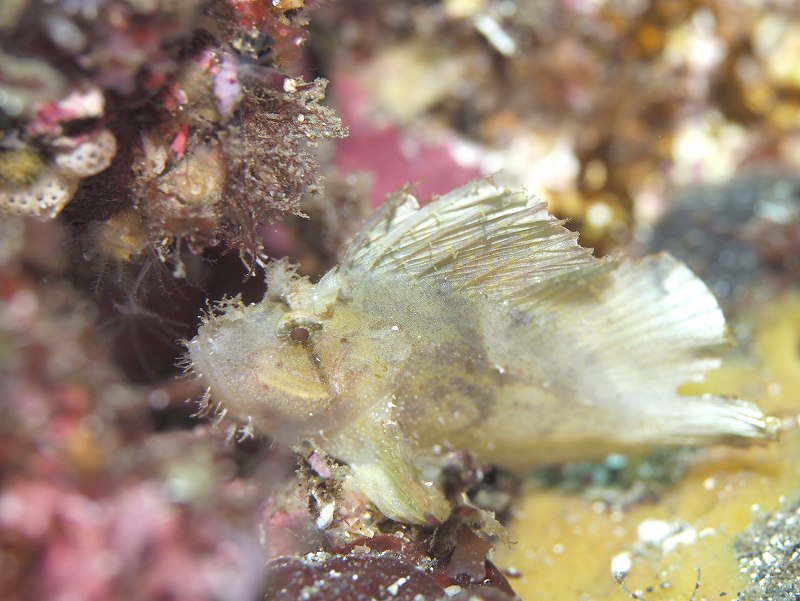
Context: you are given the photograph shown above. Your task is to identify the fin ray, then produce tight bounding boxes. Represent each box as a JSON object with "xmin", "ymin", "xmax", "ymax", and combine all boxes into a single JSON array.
[
  {"xmin": 521, "ymin": 254, "xmax": 773, "ymax": 442},
  {"xmin": 343, "ymin": 181, "xmax": 597, "ymax": 301}
]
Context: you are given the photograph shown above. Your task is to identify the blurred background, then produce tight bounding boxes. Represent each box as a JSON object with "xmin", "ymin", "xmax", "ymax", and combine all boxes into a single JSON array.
[{"xmin": 1, "ymin": 1, "xmax": 800, "ymax": 599}]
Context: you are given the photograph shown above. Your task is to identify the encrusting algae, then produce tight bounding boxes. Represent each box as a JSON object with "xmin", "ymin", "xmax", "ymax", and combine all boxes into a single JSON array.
[{"xmin": 186, "ymin": 180, "xmax": 777, "ymax": 526}]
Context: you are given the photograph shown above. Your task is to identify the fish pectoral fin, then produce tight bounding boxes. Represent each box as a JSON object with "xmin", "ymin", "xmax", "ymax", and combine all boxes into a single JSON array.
[
  {"xmin": 337, "ymin": 418, "xmax": 451, "ymax": 526},
  {"xmin": 346, "ymin": 460, "xmax": 450, "ymax": 526}
]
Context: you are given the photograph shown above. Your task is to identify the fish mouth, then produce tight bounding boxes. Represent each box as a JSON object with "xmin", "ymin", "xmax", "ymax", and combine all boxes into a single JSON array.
[{"xmin": 257, "ymin": 365, "xmax": 330, "ymax": 400}]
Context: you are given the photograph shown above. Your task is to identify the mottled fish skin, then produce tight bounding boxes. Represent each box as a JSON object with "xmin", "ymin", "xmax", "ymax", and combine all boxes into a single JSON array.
[{"xmin": 187, "ymin": 181, "xmax": 775, "ymax": 525}]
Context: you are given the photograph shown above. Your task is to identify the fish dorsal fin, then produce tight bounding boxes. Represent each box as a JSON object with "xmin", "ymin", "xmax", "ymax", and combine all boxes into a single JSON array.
[{"xmin": 342, "ymin": 180, "xmax": 600, "ymax": 301}]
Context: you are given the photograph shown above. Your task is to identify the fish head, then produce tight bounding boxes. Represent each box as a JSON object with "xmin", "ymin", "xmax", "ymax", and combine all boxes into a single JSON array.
[{"xmin": 186, "ymin": 261, "xmax": 409, "ymax": 443}]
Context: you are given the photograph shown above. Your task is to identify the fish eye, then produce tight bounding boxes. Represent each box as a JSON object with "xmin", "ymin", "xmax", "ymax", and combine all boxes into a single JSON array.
[
  {"xmin": 290, "ymin": 326, "xmax": 310, "ymax": 342},
  {"xmin": 280, "ymin": 315, "xmax": 322, "ymax": 343}
]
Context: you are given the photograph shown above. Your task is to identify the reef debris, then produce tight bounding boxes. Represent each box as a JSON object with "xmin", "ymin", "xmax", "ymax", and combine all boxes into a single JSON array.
[{"xmin": 735, "ymin": 497, "xmax": 800, "ymax": 601}]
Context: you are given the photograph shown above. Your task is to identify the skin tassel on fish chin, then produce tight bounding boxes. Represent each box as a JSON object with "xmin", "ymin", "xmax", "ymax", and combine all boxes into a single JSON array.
[{"xmin": 186, "ymin": 180, "xmax": 778, "ymax": 526}]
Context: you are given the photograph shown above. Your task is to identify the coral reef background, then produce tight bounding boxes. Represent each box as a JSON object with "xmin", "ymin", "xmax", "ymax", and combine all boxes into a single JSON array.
[{"xmin": 2, "ymin": 1, "xmax": 800, "ymax": 599}]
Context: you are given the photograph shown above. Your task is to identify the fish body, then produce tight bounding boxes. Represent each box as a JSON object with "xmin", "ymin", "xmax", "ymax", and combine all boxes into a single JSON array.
[{"xmin": 188, "ymin": 181, "xmax": 773, "ymax": 525}]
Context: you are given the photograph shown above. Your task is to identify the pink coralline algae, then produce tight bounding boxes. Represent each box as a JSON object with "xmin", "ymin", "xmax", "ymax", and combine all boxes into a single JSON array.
[
  {"xmin": 332, "ymin": 71, "xmax": 482, "ymax": 207},
  {"xmin": 0, "ymin": 480, "xmax": 263, "ymax": 601},
  {"xmin": 0, "ymin": 222, "xmax": 265, "ymax": 601}
]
